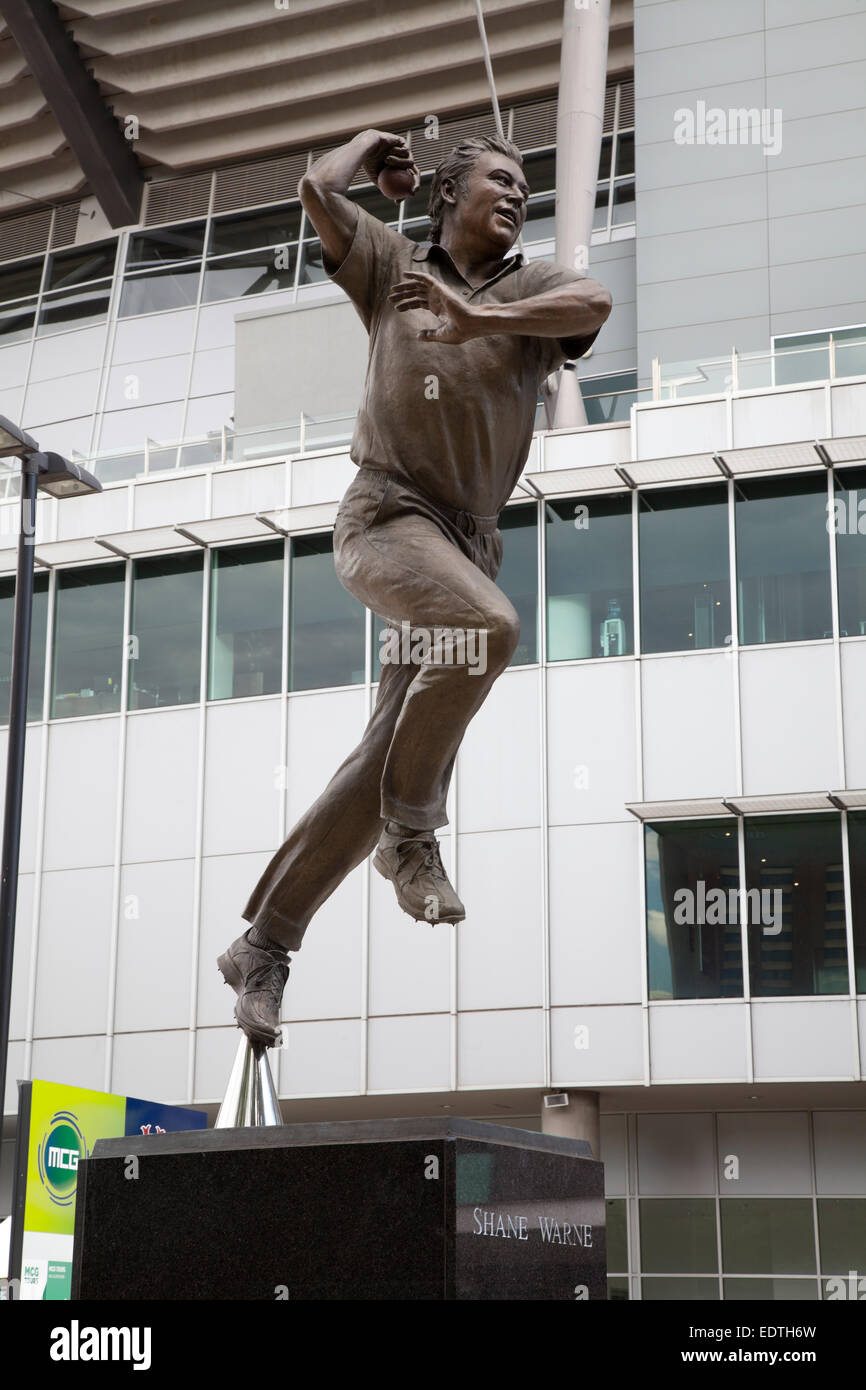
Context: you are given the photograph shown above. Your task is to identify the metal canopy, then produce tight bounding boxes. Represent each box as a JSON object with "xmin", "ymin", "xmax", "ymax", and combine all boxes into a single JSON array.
[
  {"xmin": 522, "ymin": 464, "xmax": 628, "ymax": 496},
  {"xmin": 257, "ymin": 502, "xmax": 340, "ymax": 535},
  {"xmin": 0, "ymin": 0, "xmax": 143, "ymax": 227},
  {"xmin": 94, "ymin": 525, "xmax": 201, "ymax": 558},
  {"xmin": 627, "ymin": 790, "xmax": 864, "ymax": 820},
  {"xmin": 617, "ymin": 453, "xmax": 725, "ymax": 487}
]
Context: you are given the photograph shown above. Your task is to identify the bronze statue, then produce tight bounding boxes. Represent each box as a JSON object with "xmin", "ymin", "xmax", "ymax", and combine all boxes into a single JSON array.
[{"xmin": 218, "ymin": 127, "xmax": 612, "ymax": 1045}]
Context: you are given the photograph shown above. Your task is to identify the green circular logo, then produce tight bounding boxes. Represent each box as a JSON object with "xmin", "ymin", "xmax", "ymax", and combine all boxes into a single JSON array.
[{"xmin": 38, "ymin": 1112, "xmax": 86, "ymax": 1207}]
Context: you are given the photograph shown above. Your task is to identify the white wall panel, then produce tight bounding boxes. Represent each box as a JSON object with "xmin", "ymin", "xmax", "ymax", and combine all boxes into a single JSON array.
[
  {"xmin": 193, "ymin": 1024, "xmax": 240, "ymax": 1104},
  {"xmin": 642, "ymin": 654, "xmax": 737, "ymax": 800},
  {"xmin": 133, "ymin": 474, "xmax": 208, "ymax": 530},
  {"xmin": 368, "ymin": 846, "xmax": 451, "ymax": 1017},
  {"xmin": 458, "ymin": 669, "xmax": 541, "ymax": 833},
  {"xmin": 111, "ymin": 1030, "xmax": 189, "ymax": 1105},
  {"xmin": 549, "ymin": 822, "xmax": 642, "ymax": 1006},
  {"xmin": 24, "ymin": 370, "xmax": 100, "ymax": 426},
  {"xmin": 113, "ymin": 311, "xmax": 196, "ymax": 364},
  {"xmin": 291, "ymin": 453, "xmax": 356, "ymax": 506},
  {"xmin": 740, "ymin": 645, "xmax": 840, "ymax": 793},
  {"xmin": 731, "ymin": 389, "xmax": 827, "ymax": 448},
  {"xmin": 634, "ymin": 399, "xmax": 728, "ymax": 460},
  {"xmin": 550, "ymin": 1004, "xmax": 643, "ymax": 1085},
  {"xmin": 211, "ymin": 463, "xmax": 285, "ymax": 517},
  {"xmin": 547, "ymin": 663, "xmax": 638, "ymax": 826},
  {"xmin": 281, "ymin": 1018, "xmax": 362, "ymax": 1095},
  {"xmin": 43, "ymin": 719, "xmax": 119, "ymax": 871},
  {"xmin": 860, "ymin": 1001, "xmax": 866, "ymax": 1076},
  {"xmin": 30, "ymin": 1035, "xmax": 106, "ymax": 1095},
  {"xmin": 457, "ymin": 829, "xmax": 543, "ymax": 1010},
  {"xmin": 458, "ymin": 1009, "xmax": 544, "ymax": 1088},
  {"xmin": 649, "ymin": 1002, "xmax": 748, "ymax": 1082},
  {"xmin": 715, "ymin": 1113, "xmax": 812, "ymax": 1194},
  {"xmin": 196, "ymin": 850, "xmax": 274, "ymax": 1027},
  {"xmin": 202, "ymin": 699, "xmax": 282, "ymax": 855},
  {"xmin": 114, "ymin": 860, "xmax": 195, "ymax": 1032},
  {"xmin": 0, "ymin": 728, "xmax": 43, "ymax": 874},
  {"xmin": 288, "ymin": 866, "xmax": 364, "ymax": 1023},
  {"xmin": 4, "ymin": 1041, "xmax": 26, "ymax": 1115},
  {"xmin": 123, "ymin": 708, "xmax": 200, "ymax": 862},
  {"xmin": 56, "ymin": 486, "xmax": 129, "ymax": 542},
  {"xmin": 9, "ymin": 875, "xmax": 34, "ymax": 1042},
  {"xmin": 599, "ymin": 1114, "xmax": 627, "ymax": 1194},
  {"xmin": 544, "ymin": 425, "xmax": 631, "ymax": 472},
  {"xmin": 285, "ymin": 688, "xmax": 365, "ymax": 828},
  {"xmin": 368, "ymin": 1014, "xmax": 451, "ymax": 1092},
  {"xmin": 34, "ymin": 867, "xmax": 113, "ymax": 1038},
  {"xmin": 105, "ymin": 355, "xmax": 191, "ymax": 411},
  {"xmin": 637, "ymin": 1114, "xmax": 716, "ymax": 1195},
  {"xmin": 751, "ymin": 1000, "xmax": 854, "ymax": 1080},
  {"xmin": 841, "ymin": 642, "xmax": 866, "ymax": 787},
  {"xmin": 813, "ymin": 1113, "xmax": 866, "ymax": 1194},
  {"xmin": 831, "ymin": 383, "xmax": 866, "ymax": 439}
]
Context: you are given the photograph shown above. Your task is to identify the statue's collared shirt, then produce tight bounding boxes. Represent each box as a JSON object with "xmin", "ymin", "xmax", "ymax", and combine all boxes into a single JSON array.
[{"xmin": 328, "ymin": 206, "xmax": 600, "ymax": 517}]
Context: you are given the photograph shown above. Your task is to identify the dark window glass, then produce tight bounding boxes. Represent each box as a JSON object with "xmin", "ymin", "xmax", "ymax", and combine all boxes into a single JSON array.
[
  {"xmin": 298, "ymin": 239, "xmax": 327, "ymax": 284},
  {"xmin": 744, "ymin": 814, "xmax": 848, "ymax": 997},
  {"xmin": 640, "ymin": 1199, "xmax": 718, "ymax": 1274},
  {"xmin": 401, "ymin": 174, "xmax": 432, "ymax": 223},
  {"xmin": 127, "ymin": 223, "xmax": 206, "ymax": 269},
  {"xmin": 209, "ymin": 542, "xmax": 283, "ymax": 700},
  {"xmin": 614, "ymin": 132, "xmax": 635, "ymax": 179},
  {"xmin": 645, "ymin": 819, "xmax": 742, "ymax": 1000},
  {"xmin": 119, "ymin": 266, "xmax": 201, "ymax": 316},
  {"xmin": 129, "ymin": 554, "xmax": 204, "ymax": 709},
  {"xmin": 724, "ymin": 1278, "xmax": 817, "ymax": 1300},
  {"xmin": 593, "ymin": 184, "xmax": 610, "ymax": 230},
  {"xmin": 735, "ymin": 475, "xmax": 832, "ymax": 644},
  {"xmin": 642, "ymin": 1278, "xmax": 719, "ymax": 1300},
  {"xmin": 546, "ymin": 494, "xmax": 633, "ymax": 660},
  {"xmin": 523, "ymin": 196, "xmax": 555, "ymax": 244},
  {"xmin": 818, "ymin": 1200, "xmax": 866, "ymax": 1275},
  {"xmin": 38, "ymin": 283, "xmax": 111, "ymax": 334},
  {"xmin": 52, "ymin": 564, "xmax": 125, "ymax": 718},
  {"xmin": 289, "ymin": 533, "xmax": 365, "ymax": 691},
  {"xmin": 348, "ymin": 185, "xmax": 400, "ymax": 225},
  {"xmin": 400, "ymin": 219, "xmax": 431, "ymax": 244},
  {"xmin": 832, "ymin": 466, "xmax": 866, "ymax": 637},
  {"xmin": 581, "ymin": 369, "xmax": 638, "ymax": 424},
  {"xmin": 606, "ymin": 1199, "xmax": 627, "ymax": 1272},
  {"xmin": 612, "ymin": 180, "xmax": 635, "ymax": 225},
  {"xmin": 522, "ymin": 150, "xmax": 556, "ymax": 194},
  {"xmin": 0, "ymin": 300, "xmax": 36, "ymax": 343},
  {"xmin": 607, "ymin": 1276, "xmax": 629, "ymax": 1300},
  {"xmin": 498, "ymin": 503, "xmax": 538, "ymax": 666},
  {"xmin": 0, "ymin": 258, "xmax": 43, "ymax": 304},
  {"xmin": 208, "ymin": 205, "xmax": 302, "ymax": 256},
  {"xmin": 598, "ymin": 135, "xmax": 612, "ymax": 181},
  {"xmin": 720, "ymin": 1200, "xmax": 816, "ymax": 1275},
  {"xmin": 848, "ymin": 811, "xmax": 866, "ymax": 992},
  {"xmin": 639, "ymin": 485, "xmax": 731, "ymax": 653},
  {"xmin": 0, "ymin": 573, "xmax": 49, "ymax": 722},
  {"xmin": 202, "ymin": 247, "xmax": 297, "ymax": 303},
  {"xmin": 46, "ymin": 241, "xmax": 116, "ymax": 289}
]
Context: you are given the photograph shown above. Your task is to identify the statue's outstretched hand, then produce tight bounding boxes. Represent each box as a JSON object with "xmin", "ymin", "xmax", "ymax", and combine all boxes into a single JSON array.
[{"xmin": 388, "ymin": 272, "xmax": 477, "ymax": 345}]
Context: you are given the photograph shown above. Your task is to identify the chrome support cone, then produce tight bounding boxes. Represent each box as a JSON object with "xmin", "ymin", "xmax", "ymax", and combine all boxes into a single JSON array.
[{"xmin": 214, "ymin": 1033, "xmax": 283, "ymax": 1128}]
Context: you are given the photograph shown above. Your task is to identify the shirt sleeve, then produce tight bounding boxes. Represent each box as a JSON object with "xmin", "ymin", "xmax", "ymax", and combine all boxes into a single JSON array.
[
  {"xmin": 325, "ymin": 204, "xmax": 405, "ymax": 332},
  {"xmin": 519, "ymin": 259, "xmax": 607, "ymax": 378}
]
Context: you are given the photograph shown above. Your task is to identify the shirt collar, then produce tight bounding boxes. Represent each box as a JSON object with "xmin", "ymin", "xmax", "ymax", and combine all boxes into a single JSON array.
[{"xmin": 411, "ymin": 240, "xmax": 524, "ymax": 288}]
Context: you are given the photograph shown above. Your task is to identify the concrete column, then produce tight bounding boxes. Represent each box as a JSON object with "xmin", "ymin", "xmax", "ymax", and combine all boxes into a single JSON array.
[
  {"xmin": 553, "ymin": 0, "xmax": 611, "ymax": 428},
  {"xmin": 541, "ymin": 1089, "xmax": 601, "ymax": 1157}
]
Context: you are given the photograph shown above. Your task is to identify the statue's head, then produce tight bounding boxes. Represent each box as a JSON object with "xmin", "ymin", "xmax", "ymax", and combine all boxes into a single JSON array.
[{"xmin": 428, "ymin": 135, "xmax": 528, "ymax": 254}]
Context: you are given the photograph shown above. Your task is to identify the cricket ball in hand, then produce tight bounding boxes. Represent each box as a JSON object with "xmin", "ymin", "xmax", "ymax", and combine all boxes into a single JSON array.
[{"xmin": 377, "ymin": 165, "xmax": 418, "ymax": 203}]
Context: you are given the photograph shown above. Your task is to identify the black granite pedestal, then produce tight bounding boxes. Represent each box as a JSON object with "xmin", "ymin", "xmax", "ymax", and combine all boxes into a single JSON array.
[{"xmin": 71, "ymin": 1117, "xmax": 605, "ymax": 1300}]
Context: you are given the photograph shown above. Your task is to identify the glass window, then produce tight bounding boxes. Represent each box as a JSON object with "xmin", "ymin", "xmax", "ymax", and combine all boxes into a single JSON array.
[
  {"xmin": 606, "ymin": 1199, "xmax": 627, "ymax": 1272},
  {"xmin": 498, "ymin": 503, "xmax": 538, "ymax": 666},
  {"xmin": 597, "ymin": 135, "xmax": 612, "ymax": 182},
  {"xmin": 348, "ymin": 185, "xmax": 400, "ymax": 226},
  {"xmin": 120, "ymin": 266, "xmax": 201, "ymax": 317},
  {"xmin": 593, "ymin": 184, "xmax": 610, "ymax": 231},
  {"xmin": 612, "ymin": 180, "xmax": 635, "ymax": 226},
  {"xmin": 0, "ymin": 572, "xmax": 50, "ymax": 722},
  {"xmin": 639, "ymin": 484, "xmax": 731, "ymax": 654},
  {"xmin": 51, "ymin": 564, "xmax": 125, "ymax": 718},
  {"xmin": 400, "ymin": 220, "xmax": 431, "ymax": 244},
  {"xmin": 774, "ymin": 326, "xmax": 866, "ymax": 386},
  {"xmin": 127, "ymin": 223, "xmax": 206, "ymax": 269},
  {"xmin": 745, "ymin": 814, "xmax": 847, "ymax": 997},
  {"xmin": 0, "ymin": 258, "xmax": 43, "ymax": 303},
  {"xmin": 298, "ymin": 239, "xmax": 327, "ymax": 284},
  {"xmin": 645, "ymin": 819, "xmax": 742, "ymax": 1000},
  {"xmin": 607, "ymin": 1276, "xmax": 629, "ymax": 1301},
  {"xmin": 289, "ymin": 533, "xmax": 365, "ymax": 691},
  {"xmin": 38, "ymin": 283, "xmax": 112, "ymax": 334},
  {"xmin": 832, "ymin": 466, "xmax": 866, "ymax": 637},
  {"xmin": 848, "ymin": 812, "xmax": 866, "ymax": 993},
  {"xmin": 640, "ymin": 1199, "xmax": 718, "ymax": 1274},
  {"xmin": 0, "ymin": 300, "xmax": 36, "ymax": 343},
  {"xmin": 46, "ymin": 241, "xmax": 116, "ymax": 289},
  {"xmin": 202, "ymin": 247, "xmax": 297, "ymax": 303},
  {"xmin": 401, "ymin": 174, "xmax": 432, "ymax": 223},
  {"xmin": 546, "ymin": 494, "xmax": 633, "ymax": 660},
  {"xmin": 208, "ymin": 205, "xmax": 302, "ymax": 256},
  {"xmin": 614, "ymin": 132, "xmax": 635, "ymax": 179},
  {"xmin": 720, "ymin": 1199, "xmax": 816, "ymax": 1275},
  {"xmin": 735, "ymin": 475, "xmax": 832, "ymax": 644},
  {"xmin": 724, "ymin": 1278, "xmax": 818, "ymax": 1300},
  {"xmin": 817, "ymin": 1199, "xmax": 866, "ymax": 1275},
  {"xmin": 522, "ymin": 150, "xmax": 556, "ymax": 194},
  {"xmin": 208, "ymin": 542, "xmax": 283, "ymax": 701},
  {"xmin": 642, "ymin": 1278, "xmax": 719, "ymax": 1300},
  {"xmin": 581, "ymin": 370, "xmax": 638, "ymax": 425},
  {"xmin": 129, "ymin": 554, "xmax": 204, "ymax": 709},
  {"xmin": 523, "ymin": 196, "xmax": 555, "ymax": 244}
]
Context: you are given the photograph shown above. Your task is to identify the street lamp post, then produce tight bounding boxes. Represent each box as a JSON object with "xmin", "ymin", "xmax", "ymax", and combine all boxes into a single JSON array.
[{"xmin": 0, "ymin": 418, "xmax": 101, "ymax": 1133}]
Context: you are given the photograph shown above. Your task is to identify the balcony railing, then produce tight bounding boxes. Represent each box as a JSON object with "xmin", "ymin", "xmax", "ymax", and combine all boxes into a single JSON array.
[{"xmin": 653, "ymin": 335, "xmax": 866, "ymax": 401}]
